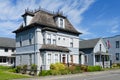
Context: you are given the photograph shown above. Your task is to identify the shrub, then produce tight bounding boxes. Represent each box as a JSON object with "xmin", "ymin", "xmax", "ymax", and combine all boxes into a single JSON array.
[
  {"xmin": 50, "ymin": 63, "xmax": 68, "ymax": 75},
  {"xmin": 15, "ymin": 66, "xmax": 21, "ymax": 73},
  {"xmin": 30, "ymin": 64, "xmax": 37, "ymax": 75},
  {"xmin": 39, "ymin": 70, "xmax": 51, "ymax": 76},
  {"xmin": 68, "ymin": 65, "xmax": 76, "ymax": 74},
  {"xmin": 80, "ymin": 65, "xmax": 88, "ymax": 72},
  {"xmin": 87, "ymin": 66, "xmax": 102, "ymax": 72},
  {"xmin": 50, "ymin": 63, "xmax": 65, "ymax": 71},
  {"xmin": 21, "ymin": 65, "xmax": 27, "ymax": 74}
]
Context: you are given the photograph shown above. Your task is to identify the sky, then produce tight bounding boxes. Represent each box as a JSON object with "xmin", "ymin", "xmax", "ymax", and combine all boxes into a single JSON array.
[{"xmin": 0, "ymin": 0, "xmax": 120, "ymax": 39}]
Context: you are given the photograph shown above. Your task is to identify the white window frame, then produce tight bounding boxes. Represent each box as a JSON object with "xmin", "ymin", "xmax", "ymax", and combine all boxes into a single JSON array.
[
  {"xmin": 48, "ymin": 53, "xmax": 51, "ymax": 65},
  {"xmin": 54, "ymin": 54, "xmax": 59, "ymax": 63}
]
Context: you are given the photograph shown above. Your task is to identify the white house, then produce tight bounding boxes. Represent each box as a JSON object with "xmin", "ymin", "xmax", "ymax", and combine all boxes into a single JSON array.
[
  {"xmin": 104, "ymin": 35, "xmax": 120, "ymax": 64},
  {"xmin": 0, "ymin": 37, "xmax": 15, "ymax": 66},
  {"xmin": 79, "ymin": 38, "xmax": 110, "ymax": 68},
  {"xmin": 13, "ymin": 8, "xmax": 81, "ymax": 70}
]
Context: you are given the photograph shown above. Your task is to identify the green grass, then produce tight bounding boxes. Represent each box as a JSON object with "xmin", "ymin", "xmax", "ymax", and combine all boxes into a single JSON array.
[{"xmin": 0, "ymin": 66, "xmax": 30, "ymax": 80}]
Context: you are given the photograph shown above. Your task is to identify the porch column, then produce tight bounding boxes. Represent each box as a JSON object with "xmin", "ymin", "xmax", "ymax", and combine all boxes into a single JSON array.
[
  {"xmin": 93, "ymin": 53, "xmax": 95, "ymax": 65},
  {"xmin": 100, "ymin": 54, "xmax": 102, "ymax": 67}
]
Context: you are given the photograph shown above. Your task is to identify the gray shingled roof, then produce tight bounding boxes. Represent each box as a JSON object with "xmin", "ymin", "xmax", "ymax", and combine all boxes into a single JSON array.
[
  {"xmin": 79, "ymin": 38, "xmax": 100, "ymax": 49},
  {"xmin": 40, "ymin": 44, "xmax": 70, "ymax": 52},
  {"xmin": 13, "ymin": 9, "xmax": 81, "ymax": 35},
  {"xmin": 0, "ymin": 37, "xmax": 15, "ymax": 48}
]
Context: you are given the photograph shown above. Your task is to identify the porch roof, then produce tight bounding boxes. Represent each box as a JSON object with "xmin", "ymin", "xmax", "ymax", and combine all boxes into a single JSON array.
[
  {"xmin": 95, "ymin": 51, "xmax": 110, "ymax": 55},
  {"xmin": 40, "ymin": 44, "xmax": 70, "ymax": 52}
]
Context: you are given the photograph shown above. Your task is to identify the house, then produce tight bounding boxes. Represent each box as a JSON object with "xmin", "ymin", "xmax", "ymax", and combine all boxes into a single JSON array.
[
  {"xmin": 79, "ymin": 38, "xmax": 110, "ymax": 68},
  {"xmin": 104, "ymin": 35, "xmax": 120, "ymax": 64},
  {"xmin": 0, "ymin": 37, "xmax": 15, "ymax": 66},
  {"xmin": 13, "ymin": 8, "xmax": 81, "ymax": 71}
]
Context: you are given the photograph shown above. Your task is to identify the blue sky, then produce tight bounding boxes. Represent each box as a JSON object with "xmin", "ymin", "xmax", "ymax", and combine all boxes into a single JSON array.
[{"xmin": 0, "ymin": 0, "xmax": 120, "ymax": 39}]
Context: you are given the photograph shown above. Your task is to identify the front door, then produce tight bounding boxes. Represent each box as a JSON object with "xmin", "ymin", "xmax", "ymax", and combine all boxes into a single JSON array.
[{"xmin": 62, "ymin": 54, "xmax": 66, "ymax": 64}]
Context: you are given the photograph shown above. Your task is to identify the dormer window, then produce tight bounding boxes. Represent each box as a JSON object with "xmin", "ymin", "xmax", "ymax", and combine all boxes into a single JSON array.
[
  {"xmin": 60, "ymin": 18, "xmax": 64, "ymax": 28},
  {"xmin": 59, "ymin": 18, "xmax": 64, "ymax": 28},
  {"xmin": 22, "ymin": 10, "xmax": 34, "ymax": 26},
  {"xmin": 55, "ymin": 17, "xmax": 65, "ymax": 28}
]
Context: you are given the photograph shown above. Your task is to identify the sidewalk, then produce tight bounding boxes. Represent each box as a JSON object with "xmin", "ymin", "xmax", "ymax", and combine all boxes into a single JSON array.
[{"xmin": 14, "ymin": 69, "xmax": 120, "ymax": 80}]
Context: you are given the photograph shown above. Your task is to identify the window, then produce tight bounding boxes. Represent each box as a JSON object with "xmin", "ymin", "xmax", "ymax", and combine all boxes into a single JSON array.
[
  {"xmin": 60, "ymin": 18, "xmax": 64, "ymax": 28},
  {"xmin": 116, "ymin": 53, "xmax": 119, "ymax": 60},
  {"xmin": 70, "ymin": 55, "xmax": 73, "ymax": 63},
  {"xmin": 70, "ymin": 38, "xmax": 73, "ymax": 47},
  {"xmin": 58, "ymin": 37, "xmax": 60, "ymax": 40},
  {"xmin": 29, "ymin": 33, "xmax": 33, "ymax": 45},
  {"xmin": 85, "ymin": 55, "xmax": 88, "ymax": 63},
  {"xmin": 99, "ymin": 44, "xmax": 102, "ymax": 51},
  {"xmin": 3, "ymin": 57, "xmax": 6, "ymax": 62},
  {"xmin": 53, "ymin": 39, "xmax": 56, "ymax": 45},
  {"xmin": 95, "ymin": 55, "xmax": 100, "ymax": 62},
  {"xmin": 20, "ymin": 41, "xmax": 22, "ymax": 47},
  {"xmin": 48, "ymin": 54, "xmax": 51, "ymax": 65},
  {"xmin": 42, "ymin": 54, "xmax": 44, "ymax": 65},
  {"xmin": 29, "ymin": 39, "xmax": 32, "ymax": 45},
  {"xmin": 116, "ymin": 41, "xmax": 119, "ymax": 48},
  {"xmin": 0, "ymin": 57, "xmax": 7, "ymax": 63},
  {"xmin": 47, "ymin": 34, "xmax": 51, "ymax": 44},
  {"xmin": 4, "ymin": 48, "xmax": 8, "ymax": 52},
  {"xmin": 12, "ymin": 49, "xmax": 14, "ymax": 52},
  {"xmin": 55, "ymin": 54, "xmax": 58, "ymax": 63},
  {"xmin": 20, "ymin": 36, "xmax": 22, "ymax": 47},
  {"xmin": 53, "ymin": 35, "xmax": 56, "ymax": 45}
]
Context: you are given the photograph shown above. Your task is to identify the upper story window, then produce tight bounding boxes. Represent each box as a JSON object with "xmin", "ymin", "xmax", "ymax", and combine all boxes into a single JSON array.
[
  {"xmin": 116, "ymin": 41, "xmax": 119, "ymax": 48},
  {"xmin": 29, "ymin": 33, "xmax": 33, "ymax": 45},
  {"xmin": 60, "ymin": 18, "xmax": 64, "ymax": 28},
  {"xmin": 20, "ymin": 36, "xmax": 22, "ymax": 47},
  {"xmin": 12, "ymin": 49, "xmax": 15, "ymax": 52},
  {"xmin": 70, "ymin": 38, "xmax": 73, "ymax": 47},
  {"xmin": 99, "ymin": 44, "xmax": 102, "ymax": 51},
  {"xmin": 47, "ymin": 34, "xmax": 51, "ymax": 44},
  {"xmin": 53, "ymin": 35, "xmax": 56, "ymax": 45},
  {"xmin": 4, "ymin": 48, "xmax": 8, "ymax": 52},
  {"xmin": 55, "ymin": 17, "xmax": 65, "ymax": 28}
]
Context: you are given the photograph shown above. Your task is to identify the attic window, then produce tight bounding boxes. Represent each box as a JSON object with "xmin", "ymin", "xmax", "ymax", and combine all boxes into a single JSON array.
[
  {"xmin": 55, "ymin": 17, "xmax": 65, "ymax": 28},
  {"xmin": 60, "ymin": 18, "xmax": 63, "ymax": 28}
]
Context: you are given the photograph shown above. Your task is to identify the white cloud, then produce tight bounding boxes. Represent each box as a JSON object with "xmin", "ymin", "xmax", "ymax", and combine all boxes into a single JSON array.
[{"xmin": 0, "ymin": 0, "xmax": 95, "ymax": 38}]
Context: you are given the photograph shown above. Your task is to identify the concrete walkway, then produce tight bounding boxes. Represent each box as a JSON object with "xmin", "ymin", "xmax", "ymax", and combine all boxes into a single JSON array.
[{"xmin": 13, "ymin": 69, "xmax": 120, "ymax": 80}]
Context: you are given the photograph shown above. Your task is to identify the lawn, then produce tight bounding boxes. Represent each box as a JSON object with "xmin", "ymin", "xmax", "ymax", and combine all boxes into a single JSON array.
[{"xmin": 0, "ymin": 66, "xmax": 30, "ymax": 80}]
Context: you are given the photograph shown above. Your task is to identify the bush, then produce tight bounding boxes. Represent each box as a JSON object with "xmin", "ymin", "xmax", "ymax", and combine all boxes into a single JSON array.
[
  {"xmin": 80, "ymin": 65, "xmax": 88, "ymax": 72},
  {"xmin": 39, "ymin": 70, "xmax": 51, "ymax": 76},
  {"xmin": 15, "ymin": 66, "xmax": 21, "ymax": 73},
  {"xmin": 21, "ymin": 65, "xmax": 27, "ymax": 74},
  {"xmin": 50, "ymin": 63, "xmax": 65, "ymax": 71},
  {"xmin": 87, "ymin": 66, "xmax": 102, "ymax": 72},
  {"xmin": 30, "ymin": 64, "xmax": 37, "ymax": 75}
]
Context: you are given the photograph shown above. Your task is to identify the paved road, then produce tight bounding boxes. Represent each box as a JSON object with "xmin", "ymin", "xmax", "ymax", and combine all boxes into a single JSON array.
[{"xmin": 14, "ymin": 69, "xmax": 120, "ymax": 80}]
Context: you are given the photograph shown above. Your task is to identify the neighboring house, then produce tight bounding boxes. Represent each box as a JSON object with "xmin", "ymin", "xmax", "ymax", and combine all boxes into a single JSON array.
[
  {"xmin": 104, "ymin": 35, "xmax": 120, "ymax": 64},
  {"xmin": 0, "ymin": 37, "xmax": 15, "ymax": 66},
  {"xmin": 79, "ymin": 38, "xmax": 110, "ymax": 68},
  {"xmin": 13, "ymin": 9, "xmax": 81, "ymax": 70}
]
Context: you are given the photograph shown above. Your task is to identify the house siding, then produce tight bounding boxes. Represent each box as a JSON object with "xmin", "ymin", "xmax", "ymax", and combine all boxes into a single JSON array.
[{"xmin": 104, "ymin": 35, "xmax": 120, "ymax": 63}]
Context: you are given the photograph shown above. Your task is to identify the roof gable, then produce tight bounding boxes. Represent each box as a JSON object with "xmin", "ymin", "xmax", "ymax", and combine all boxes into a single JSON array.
[{"xmin": 79, "ymin": 38, "xmax": 100, "ymax": 49}]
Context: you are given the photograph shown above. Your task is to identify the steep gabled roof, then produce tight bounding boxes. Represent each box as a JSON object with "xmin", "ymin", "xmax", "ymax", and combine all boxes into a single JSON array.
[
  {"xmin": 79, "ymin": 38, "xmax": 100, "ymax": 49},
  {"xmin": 0, "ymin": 37, "xmax": 15, "ymax": 48},
  {"xmin": 13, "ymin": 9, "xmax": 81, "ymax": 35}
]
